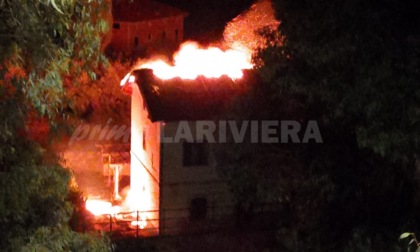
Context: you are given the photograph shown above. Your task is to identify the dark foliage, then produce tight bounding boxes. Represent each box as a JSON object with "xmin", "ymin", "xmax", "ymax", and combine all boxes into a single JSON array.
[{"xmin": 216, "ymin": 0, "xmax": 420, "ymax": 250}]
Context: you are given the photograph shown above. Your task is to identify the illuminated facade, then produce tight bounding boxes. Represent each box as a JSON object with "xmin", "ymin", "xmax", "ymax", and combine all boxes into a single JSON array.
[{"xmin": 128, "ymin": 82, "xmax": 161, "ymax": 232}]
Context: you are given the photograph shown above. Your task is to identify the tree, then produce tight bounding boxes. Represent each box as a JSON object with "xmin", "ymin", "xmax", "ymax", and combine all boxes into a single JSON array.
[
  {"xmin": 259, "ymin": 0, "xmax": 420, "ymax": 162},
  {"xmin": 216, "ymin": 0, "xmax": 420, "ymax": 251},
  {"xmin": 256, "ymin": 0, "xmax": 419, "ymax": 249},
  {"xmin": 0, "ymin": 0, "xmax": 113, "ymax": 250}
]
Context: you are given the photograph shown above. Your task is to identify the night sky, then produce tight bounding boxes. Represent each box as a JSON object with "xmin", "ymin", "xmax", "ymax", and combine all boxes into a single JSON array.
[
  {"xmin": 158, "ymin": 0, "xmax": 256, "ymax": 42},
  {"xmin": 158, "ymin": 0, "xmax": 420, "ymax": 43}
]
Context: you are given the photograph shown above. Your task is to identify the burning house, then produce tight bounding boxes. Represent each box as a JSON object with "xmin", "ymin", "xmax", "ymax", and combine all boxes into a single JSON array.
[
  {"xmin": 120, "ymin": 67, "xmax": 258, "ymax": 235},
  {"xmin": 71, "ymin": 0, "xmax": 279, "ymax": 237},
  {"xmin": 73, "ymin": 34, "xmax": 254, "ymax": 235}
]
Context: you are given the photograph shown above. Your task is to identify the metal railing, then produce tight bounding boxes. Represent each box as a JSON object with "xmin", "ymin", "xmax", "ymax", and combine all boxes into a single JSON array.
[
  {"xmin": 91, "ymin": 209, "xmax": 159, "ymax": 238},
  {"xmin": 90, "ymin": 202, "xmax": 282, "ymax": 238}
]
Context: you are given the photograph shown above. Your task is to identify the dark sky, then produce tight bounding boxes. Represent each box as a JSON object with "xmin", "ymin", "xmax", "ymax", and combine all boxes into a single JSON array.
[
  {"xmin": 158, "ymin": 0, "xmax": 256, "ymax": 42},
  {"xmin": 157, "ymin": 0, "xmax": 420, "ymax": 43}
]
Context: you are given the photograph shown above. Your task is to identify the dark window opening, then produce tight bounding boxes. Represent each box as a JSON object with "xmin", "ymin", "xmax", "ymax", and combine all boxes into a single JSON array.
[
  {"xmin": 175, "ymin": 29, "xmax": 179, "ymax": 42},
  {"xmin": 190, "ymin": 198, "xmax": 207, "ymax": 220},
  {"xmin": 113, "ymin": 23, "xmax": 120, "ymax": 29},
  {"xmin": 183, "ymin": 142, "xmax": 208, "ymax": 166},
  {"xmin": 102, "ymin": 154, "xmax": 110, "ymax": 164},
  {"xmin": 161, "ymin": 31, "xmax": 166, "ymax": 40},
  {"xmin": 148, "ymin": 33, "xmax": 152, "ymax": 40},
  {"xmin": 143, "ymin": 129, "xmax": 147, "ymax": 150},
  {"xmin": 134, "ymin": 36, "xmax": 139, "ymax": 47}
]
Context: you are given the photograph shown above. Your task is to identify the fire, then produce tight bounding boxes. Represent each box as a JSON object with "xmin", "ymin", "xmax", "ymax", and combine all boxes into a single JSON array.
[
  {"xmin": 130, "ymin": 41, "xmax": 252, "ymax": 81},
  {"xmin": 85, "ymin": 188, "xmax": 153, "ymax": 230},
  {"xmin": 120, "ymin": 1, "xmax": 280, "ymax": 83},
  {"xmin": 122, "ymin": 183, "xmax": 152, "ymax": 229},
  {"xmin": 85, "ymin": 199, "xmax": 118, "ymax": 216}
]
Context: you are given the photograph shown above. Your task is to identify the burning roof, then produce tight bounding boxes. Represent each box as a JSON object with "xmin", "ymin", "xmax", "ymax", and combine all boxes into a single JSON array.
[
  {"xmin": 122, "ymin": 69, "xmax": 258, "ymax": 122},
  {"xmin": 117, "ymin": 0, "xmax": 278, "ymax": 122}
]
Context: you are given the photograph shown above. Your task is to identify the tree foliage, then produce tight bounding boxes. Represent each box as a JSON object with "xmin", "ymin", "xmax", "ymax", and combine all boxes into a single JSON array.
[
  {"xmin": 258, "ymin": 0, "xmax": 420, "ymax": 161},
  {"xmin": 65, "ymin": 60, "xmax": 132, "ymax": 125},
  {"xmin": 0, "ymin": 0, "xmax": 113, "ymax": 250},
  {"xmin": 0, "ymin": 0, "xmax": 110, "ymax": 117},
  {"xmin": 217, "ymin": 0, "xmax": 420, "ymax": 251}
]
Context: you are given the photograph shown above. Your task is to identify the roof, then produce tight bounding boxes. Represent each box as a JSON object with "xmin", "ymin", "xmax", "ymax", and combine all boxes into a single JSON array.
[
  {"xmin": 113, "ymin": 0, "xmax": 188, "ymax": 23},
  {"xmin": 126, "ymin": 69, "xmax": 258, "ymax": 122}
]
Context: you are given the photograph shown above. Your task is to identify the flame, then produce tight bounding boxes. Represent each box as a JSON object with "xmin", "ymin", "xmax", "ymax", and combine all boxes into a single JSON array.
[
  {"xmin": 85, "ymin": 196, "xmax": 149, "ymax": 229},
  {"xmin": 121, "ymin": 1, "xmax": 280, "ymax": 83},
  {"xmin": 85, "ymin": 199, "xmax": 113, "ymax": 216},
  {"xmin": 85, "ymin": 196, "xmax": 149, "ymax": 230},
  {"xmin": 132, "ymin": 41, "xmax": 252, "ymax": 80},
  {"xmin": 131, "ymin": 214, "xmax": 147, "ymax": 229},
  {"xmin": 122, "ymin": 187, "xmax": 151, "ymax": 229}
]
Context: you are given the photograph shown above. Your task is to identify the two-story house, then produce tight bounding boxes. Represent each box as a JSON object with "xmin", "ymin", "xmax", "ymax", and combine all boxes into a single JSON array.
[{"xmin": 121, "ymin": 69, "xmax": 256, "ymax": 235}]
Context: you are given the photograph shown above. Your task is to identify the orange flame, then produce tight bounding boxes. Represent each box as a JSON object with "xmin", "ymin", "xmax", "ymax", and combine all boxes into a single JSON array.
[
  {"xmin": 131, "ymin": 41, "xmax": 252, "ymax": 80},
  {"xmin": 121, "ymin": 1, "xmax": 280, "ymax": 83},
  {"xmin": 85, "ymin": 196, "xmax": 149, "ymax": 230},
  {"xmin": 85, "ymin": 199, "xmax": 121, "ymax": 216},
  {"xmin": 122, "ymin": 187, "xmax": 152, "ymax": 229}
]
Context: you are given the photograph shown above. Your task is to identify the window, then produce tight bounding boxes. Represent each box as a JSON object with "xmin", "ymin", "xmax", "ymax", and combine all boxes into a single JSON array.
[
  {"xmin": 143, "ymin": 129, "xmax": 147, "ymax": 150},
  {"xmin": 148, "ymin": 33, "xmax": 152, "ymax": 40},
  {"xmin": 134, "ymin": 36, "xmax": 139, "ymax": 47},
  {"xmin": 190, "ymin": 197, "xmax": 207, "ymax": 220},
  {"xmin": 183, "ymin": 142, "xmax": 208, "ymax": 166},
  {"xmin": 112, "ymin": 23, "xmax": 120, "ymax": 29},
  {"xmin": 161, "ymin": 31, "xmax": 166, "ymax": 40},
  {"xmin": 175, "ymin": 29, "xmax": 179, "ymax": 42}
]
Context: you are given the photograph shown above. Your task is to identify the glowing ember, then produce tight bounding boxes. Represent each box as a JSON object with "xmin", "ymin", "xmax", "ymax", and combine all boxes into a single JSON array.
[
  {"xmin": 132, "ymin": 41, "xmax": 252, "ymax": 80},
  {"xmin": 224, "ymin": 0, "xmax": 281, "ymax": 52}
]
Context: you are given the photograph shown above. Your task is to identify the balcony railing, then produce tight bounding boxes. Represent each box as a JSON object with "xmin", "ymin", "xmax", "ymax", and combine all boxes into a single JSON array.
[{"xmin": 89, "ymin": 202, "xmax": 281, "ymax": 238}]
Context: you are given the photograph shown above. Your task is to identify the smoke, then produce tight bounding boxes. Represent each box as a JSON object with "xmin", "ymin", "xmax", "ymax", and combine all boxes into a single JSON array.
[{"xmin": 223, "ymin": 0, "xmax": 281, "ymax": 53}]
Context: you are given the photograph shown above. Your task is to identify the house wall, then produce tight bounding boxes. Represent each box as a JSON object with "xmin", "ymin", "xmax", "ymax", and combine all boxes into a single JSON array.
[
  {"xmin": 130, "ymin": 84, "xmax": 161, "ymax": 232},
  {"xmin": 111, "ymin": 15, "xmax": 184, "ymax": 55},
  {"xmin": 159, "ymin": 121, "xmax": 235, "ymax": 235}
]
